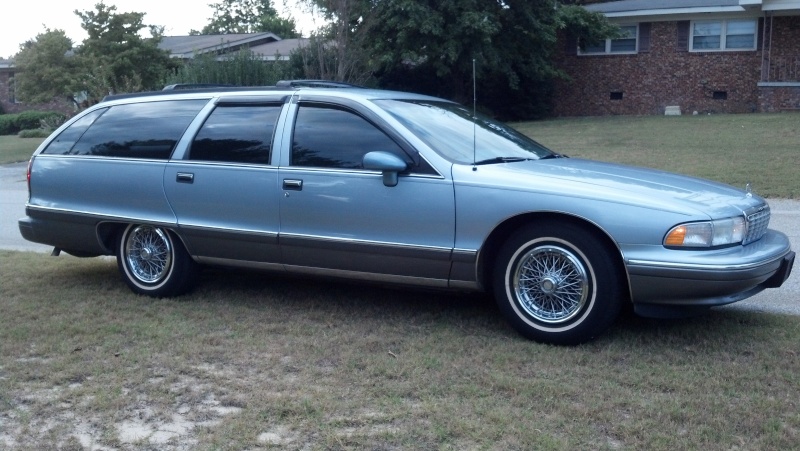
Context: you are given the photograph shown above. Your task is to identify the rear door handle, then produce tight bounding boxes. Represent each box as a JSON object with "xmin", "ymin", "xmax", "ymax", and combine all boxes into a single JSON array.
[
  {"xmin": 283, "ymin": 179, "xmax": 303, "ymax": 191},
  {"xmin": 176, "ymin": 172, "xmax": 194, "ymax": 184}
]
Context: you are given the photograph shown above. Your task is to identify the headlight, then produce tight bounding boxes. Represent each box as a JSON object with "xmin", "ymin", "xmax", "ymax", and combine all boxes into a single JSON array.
[{"xmin": 664, "ymin": 217, "xmax": 746, "ymax": 248}]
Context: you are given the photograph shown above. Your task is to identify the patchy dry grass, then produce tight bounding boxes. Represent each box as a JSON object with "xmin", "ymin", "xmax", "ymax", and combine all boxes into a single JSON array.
[
  {"xmin": 514, "ymin": 113, "xmax": 800, "ymax": 199},
  {"xmin": 2, "ymin": 251, "xmax": 799, "ymax": 450}
]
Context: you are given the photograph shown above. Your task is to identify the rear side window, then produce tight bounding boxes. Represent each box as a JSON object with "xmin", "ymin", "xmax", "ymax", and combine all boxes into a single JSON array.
[
  {"xmin": 189, "ymin": 104, "xmax": 281, "ymax": 164},
  {"xmin": 42, "ymin": 100, "xmax": 207, "ymax": 159}
]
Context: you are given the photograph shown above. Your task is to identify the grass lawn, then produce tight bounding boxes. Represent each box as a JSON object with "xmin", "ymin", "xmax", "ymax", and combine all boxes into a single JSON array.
[
  {"xmin": 1, "ymin": 251, "xmax": 800, "ymax": 449},
  {"xmin": 0, "ymin": 135, "xmax": 44, "ymax": 164},
  {"xmin": 513, "ymin": 113, "xmax": 800, "ymax": 198}
]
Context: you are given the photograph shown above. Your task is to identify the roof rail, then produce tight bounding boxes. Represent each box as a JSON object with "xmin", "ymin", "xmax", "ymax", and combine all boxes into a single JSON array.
[
  {"xmin": 162, "ymin": 83, "xmax": 235, "ymax": 90},
  {"xmin": 275, "ymin": 79, "xmax": 364, "ymax": 89}
]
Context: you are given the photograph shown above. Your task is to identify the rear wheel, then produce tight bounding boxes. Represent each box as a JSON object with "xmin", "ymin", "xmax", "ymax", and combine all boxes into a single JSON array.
[
  {"xmin": 493, "ymin": 222, "xmax": 623, "ymax": 345},
  {"xmin": 117, "ymin": 224, "xmax": 197, "ymax": 297}
]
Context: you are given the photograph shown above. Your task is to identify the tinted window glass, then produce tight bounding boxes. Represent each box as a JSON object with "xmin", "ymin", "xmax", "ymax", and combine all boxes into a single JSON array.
[
  {"xmin": 42, "ymin": 109, "xmax": 107, "ymax": 155},
  {"xmin": 374, "ymin": 99, "xmax": 552, "ymax": 164},
  {"xmin": 292, "ymin": 104, "xmax": 412, "ymax": 169},
  {"xmin": 190, "ymin": 105, "xmax": 280, "ymax": 164},
  {"xmin": 66, "ymin": 100, "xmax": 207, "ymax": 159}
]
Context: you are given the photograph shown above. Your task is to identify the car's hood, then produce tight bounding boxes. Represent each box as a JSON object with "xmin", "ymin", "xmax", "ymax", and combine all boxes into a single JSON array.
[{"xmin": 460, "ymin": 158, "xmax": 764, "ymax": 218}]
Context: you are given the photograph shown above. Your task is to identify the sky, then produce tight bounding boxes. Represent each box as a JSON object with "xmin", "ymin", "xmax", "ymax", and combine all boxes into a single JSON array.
[{"xmin": 0, "ymin": 0, "xmax": 318, "ymax": 59}]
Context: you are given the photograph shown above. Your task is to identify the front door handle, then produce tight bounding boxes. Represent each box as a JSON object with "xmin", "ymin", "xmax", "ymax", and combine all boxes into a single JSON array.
[
  {"xmin": 283, "ymin": 179, "xmax": 303, "ymax": 191},
  {"xmin": 176, "ymin": 172, "xmax": 194, "ymax": 184}
]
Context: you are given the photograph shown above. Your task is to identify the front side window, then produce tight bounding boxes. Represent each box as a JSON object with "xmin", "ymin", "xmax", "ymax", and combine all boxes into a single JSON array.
[
  {"xmin": 374, "ymin": 99, "xmax": 553, "ymax": 164},
  {"xmin": 189, "ymin": 105, "xmax": 280, "ymax": 164},
  {"xmin": 291, "ymin": 104, "xmax": 413, "ymax": 169},
  {"xmin": 691, "ymin": 19, "xmax": 756, "ymax": 51},
  {"xmin": 45, "ymin": 100, "xmax": 207, "ymax": 159},
  {"xmin": 580, "ymin": 25, "xmax": 638, "ymax": 55}
]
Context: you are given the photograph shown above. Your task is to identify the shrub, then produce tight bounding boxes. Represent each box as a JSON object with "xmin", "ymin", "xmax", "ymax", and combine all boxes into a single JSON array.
[
  {"xmin": 0, "ymin": 111, "xmax": 67, "ymax": 135},
  {"xmin": 0, "ymin": 115, "xmax": 14, "ymax": 135},
  {"xmin": 18, "ymin": 129, "xmax": 52, "ymax": 138},
  {"xmin": 15, "ymin": 111, "xmax": 66, "ymax": 132}
]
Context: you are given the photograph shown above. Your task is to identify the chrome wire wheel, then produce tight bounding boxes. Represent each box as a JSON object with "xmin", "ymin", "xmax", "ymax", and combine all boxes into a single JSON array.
[
  {"xmin": 124, "ymin": 225, "xmax": 173, "ymax": 284},
  {"xmin": 513, "ymin": 245, "xmax": 589, "ymax": 324}
]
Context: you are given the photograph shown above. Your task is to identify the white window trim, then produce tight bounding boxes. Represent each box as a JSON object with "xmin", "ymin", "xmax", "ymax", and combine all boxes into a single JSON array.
[
  {"xmin": 689, "ymin": 18, "xmax": 758, "ymax": 52},
  {"xmin": 578, "ymin": 24, "xmax": 639, "ymax": 56}
]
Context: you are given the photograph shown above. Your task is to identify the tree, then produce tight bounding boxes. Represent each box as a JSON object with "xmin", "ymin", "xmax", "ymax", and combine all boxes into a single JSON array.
[
  {"xmin": 164, "ymin": 48, "xmax": 298, "ymax": 86},
  {"xmin": 197, "ymin": 0, "xmax": 299, "ymax": 37},
  {"xmin": 370, "ymin": 1, "xmax": 618, "ymax": 116},
  {"xmin": 13, "ymin": 29, "xmax": 81, "ymax": 105},
  {"xmin": 298, "ymin": 0, "xmax": 617, "ymax": 119},
  {"xmin": 292, "ymin": 0, "xmax": 376, "ymax": 84},
  {"xmin": 74, "ymin": 2, "xmax": 177, "ymax": 102}
]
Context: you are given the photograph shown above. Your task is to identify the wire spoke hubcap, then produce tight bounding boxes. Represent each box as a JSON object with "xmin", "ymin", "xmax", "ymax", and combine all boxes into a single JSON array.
[
  {"xmin": 513, "ymin": 245, "xmax": 589, "ymax": 323},
  {"xmin": 125, "ymin": 226, "xmax": 172, "ymax": 284}
]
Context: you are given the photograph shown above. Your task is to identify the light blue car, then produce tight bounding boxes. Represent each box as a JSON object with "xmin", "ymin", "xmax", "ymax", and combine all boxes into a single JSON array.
[{"xmin": 19, "ymin": 84, "xmax": 795, "ymax": 344}]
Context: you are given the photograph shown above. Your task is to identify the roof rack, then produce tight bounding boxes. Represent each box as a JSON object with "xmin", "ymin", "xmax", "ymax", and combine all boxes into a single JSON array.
[
  {"xmin": 100, "ymin": 80, "xmax": 363, "ymax": 103},
  {"xmin": 162, "ymin": 83, "xmax": 235, "ymax": 91},
  {"xmin": 275, "ymin": 79, "xmax": 364, "ymax": 89}
]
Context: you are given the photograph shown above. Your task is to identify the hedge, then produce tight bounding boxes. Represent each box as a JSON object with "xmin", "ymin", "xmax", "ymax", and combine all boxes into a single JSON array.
[{"xmin": 0, "ymin": 111, "xmax": 67, "ymax": 135}]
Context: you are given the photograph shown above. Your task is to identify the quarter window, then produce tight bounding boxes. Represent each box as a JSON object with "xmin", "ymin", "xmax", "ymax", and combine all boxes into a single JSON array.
[
  {"xmin": 580, "ymin": 25, "xmax": 638, "ymax": 55},
  {"xmin": 190, "ymin": 105, "xmax": 280, "ymax": 164},
  {"xmin": 291, "ymin": 104, "xmax": 413, "ymax": 169},
  {"xmin": 691, "ymin": 19, "xmax": 756, "ymax": 51},
  {"xmin": 45, "ymin": 100, "xmax": 207, "ymax": 159}
]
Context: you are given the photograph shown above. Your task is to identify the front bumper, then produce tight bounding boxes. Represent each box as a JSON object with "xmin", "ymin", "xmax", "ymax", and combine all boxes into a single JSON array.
[{"xmin": 623, "ymin": 229, "xmax": 794, "ymax": 316}]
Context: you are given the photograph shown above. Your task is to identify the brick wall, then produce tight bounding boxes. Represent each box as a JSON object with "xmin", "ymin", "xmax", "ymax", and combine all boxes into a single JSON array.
[{"xmin": 552, "ymin": 21, "xmax": 764, "ymax": 116}]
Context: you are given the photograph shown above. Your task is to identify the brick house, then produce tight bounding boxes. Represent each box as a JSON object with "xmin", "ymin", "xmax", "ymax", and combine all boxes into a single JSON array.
[{"xmin": 553, "ymin": 0, "xmax": 800, "ymax": 116}]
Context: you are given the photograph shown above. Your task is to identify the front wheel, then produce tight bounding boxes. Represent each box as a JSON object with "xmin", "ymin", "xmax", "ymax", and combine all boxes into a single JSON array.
[
  {"xmin": 493, "ymin": 222, "xmax": 623, "ymax": 345},
  {"xmin": 117, "ymin": 224, "xmax": 197, "ymax": 297}
]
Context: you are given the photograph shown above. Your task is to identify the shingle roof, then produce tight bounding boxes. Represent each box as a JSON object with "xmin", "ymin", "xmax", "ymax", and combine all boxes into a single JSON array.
[{"xmin": 158, "ymin": 32, "xmax": 282, "ymax": 58}]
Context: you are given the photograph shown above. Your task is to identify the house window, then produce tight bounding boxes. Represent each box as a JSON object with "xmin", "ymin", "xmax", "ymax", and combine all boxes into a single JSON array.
[
  {"xmin": 580, "ymin": 25, "xmax": 638, "ymax": 55},
  {"xmin": 691, "ymin": 19, "xmax": 756, "ymax": 51}
]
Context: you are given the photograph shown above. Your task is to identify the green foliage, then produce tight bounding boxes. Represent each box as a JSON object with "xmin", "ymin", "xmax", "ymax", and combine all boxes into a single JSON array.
[
  {"xmin": 291, "ymin": 0, "xmax": 379, "ymax": 84},
  {"xmin": 0, "ymin": 111, "xmax": 66, "ymax": 135},
  {"xmin": 198, "ymin": 0, "xmax": 299, "ymax": 37},
  {"xmin": 18, "ymin": 129, "xmax": 53, "ymax": 138},
  {"xmin": 164, "ymin": 49, "xmax": 299, "ymax": 86},
  {"xmin": 0, "ymin": 115, "xmax": 14, "ymax": 135},
  {"xmin": 13, "ymin": 29, "xmax": 81, "ymax": 105},
  {"xmin": 74, "ymin": 3, "xmax": 178, "ymax": 103},
  {"xmin": 555, "ymin": 4, "xmax": 623, "ymax": 49},
  {"xmin": 300, "ymin": 0, "xmax": 617, "ymax": 120}
]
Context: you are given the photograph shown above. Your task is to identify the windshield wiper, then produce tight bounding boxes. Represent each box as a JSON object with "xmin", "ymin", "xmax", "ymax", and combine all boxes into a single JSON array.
[
  {"xmin": 539, "ymin": 153, "xmax": 567, "ymax": 160},
  {"xmin": 473, "ymin": 156, "xmax": 533, "ymax": 165}
]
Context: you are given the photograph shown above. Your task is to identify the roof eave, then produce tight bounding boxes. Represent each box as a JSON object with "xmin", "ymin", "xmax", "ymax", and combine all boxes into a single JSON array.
[{"xmin": 602, "ymin": 6, "xmax": 746, "ymax": 18}]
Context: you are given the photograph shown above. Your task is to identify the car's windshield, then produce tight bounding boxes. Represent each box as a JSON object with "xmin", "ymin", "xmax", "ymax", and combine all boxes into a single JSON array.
[{"xmin": 373, "ymin": 99, "xmax": 553, "ymax": 164}]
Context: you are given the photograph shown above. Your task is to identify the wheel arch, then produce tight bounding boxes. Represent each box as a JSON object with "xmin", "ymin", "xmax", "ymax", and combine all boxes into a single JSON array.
[
  {"xmin": 477, "ymin": 212, "xmax": 631, "ymax": 301},
  {"xmin": 96, "ymin": 221, "xmax": 194, "ymax": 257}
]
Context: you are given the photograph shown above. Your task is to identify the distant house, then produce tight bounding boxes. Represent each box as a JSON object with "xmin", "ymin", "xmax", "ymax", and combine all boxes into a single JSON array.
[
  {"xmin": 0, "ymin": 33, "xmax": 307, "ymax": 115},
  {"xmin": 0, "ymin": 58, "xmax": 16, "ymax": 113},
  {"xmin": 158, "ymin": 32, "xmax": 307, "ymax": 61},
  {"xmin": 0, "ymin": 57, "xmax": 74, "ymax": 115},
  {"xmin": 553, "ymin": 0, "xmax": 800, "ymax": 116}
]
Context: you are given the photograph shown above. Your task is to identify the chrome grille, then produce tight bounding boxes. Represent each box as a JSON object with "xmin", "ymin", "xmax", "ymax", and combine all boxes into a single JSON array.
[{"xmin": 743, "ymin": 204, "xmax": 770, "ymax": 245}]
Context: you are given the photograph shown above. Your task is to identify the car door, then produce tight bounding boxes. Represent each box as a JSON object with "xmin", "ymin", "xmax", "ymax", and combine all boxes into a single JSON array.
[
  {"xmin": 277, "ymin": 98, "xmax": 456, "ymax": 285},
  {"xmin": 164, "ymin": 96, "xmax": 287, "ymax": 265}
]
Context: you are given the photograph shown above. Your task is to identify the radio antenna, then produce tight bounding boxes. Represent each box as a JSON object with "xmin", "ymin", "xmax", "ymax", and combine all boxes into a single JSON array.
[{"xmin": 472, "ymin": 58, "xmax": 477, "ymax": 171}]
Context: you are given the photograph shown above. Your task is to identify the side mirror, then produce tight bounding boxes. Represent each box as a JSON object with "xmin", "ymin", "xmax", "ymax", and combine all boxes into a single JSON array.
[{"xmin": 362, "ymin": 151, "xmax": 408, "ymax": 187}]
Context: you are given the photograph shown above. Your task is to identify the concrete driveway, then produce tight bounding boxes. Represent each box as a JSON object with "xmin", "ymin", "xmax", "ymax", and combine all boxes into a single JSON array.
[{"xmin": 1, "ymin": 161, "xmax": 797, "ymax": 314}]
